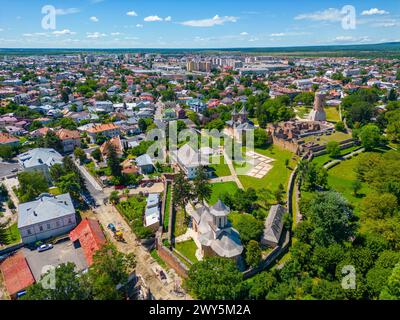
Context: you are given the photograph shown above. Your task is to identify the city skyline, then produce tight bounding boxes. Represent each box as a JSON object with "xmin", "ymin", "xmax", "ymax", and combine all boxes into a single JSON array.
[{"xmin": 0, "ymin": 0, "xmax": 399, "ymax": 48}]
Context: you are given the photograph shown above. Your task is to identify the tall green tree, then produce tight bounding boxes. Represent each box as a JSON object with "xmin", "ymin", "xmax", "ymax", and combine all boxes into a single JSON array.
[
  {"xmin": 173, "ymin": 172, "xmax": 193, "ymax": 213},
  {"xmin": 193, "ymin": 166, "xmax": 211, "ymax": 204},
  {"xmin": 380, "ymin": 263, "xmax": 400, "ymax": 300},
  {"xmin": 17, "ymin": 171, "xmax": 48, "ymax": 202},
  {"xmin": 107, "ymin": 143, "xmax": 122, "ymax": 177},
  {"xmin": 245, "ymin": 240, "xmax": 262, "ymax": 267},
  {"xmin": 186, "ymin": 257, "xmax": 244, "ymax": 299}
]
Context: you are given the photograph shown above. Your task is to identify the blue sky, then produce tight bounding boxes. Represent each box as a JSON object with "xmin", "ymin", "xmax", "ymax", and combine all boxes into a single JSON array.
[{"xmin": 0, "ymin": 0, "xmax": 399, "ymax": 48}]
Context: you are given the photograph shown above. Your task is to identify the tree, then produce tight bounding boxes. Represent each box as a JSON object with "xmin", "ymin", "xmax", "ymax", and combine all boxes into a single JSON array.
[
  {"xmin": 0, "ymin": 221, "xmax": 8, "ymax": 245},
  {"xmin": 91, "ymin": 148, "xmax": 102, "ymax": 161},
  {"xmin": 380, "ymin": 262, "xmax": 400, "ymax": 300},
  {"xmin": 254, "ymin": 128, "xmax": 270, "ymax": 148},
  {"xmin": 109, "ymin": 191, "xmax": 120, "ymax": 204},
  {"xmin": 23, "ymin": 262, "xmax": 90, "ymax": 300},
  {"xmin": 88, "ymin": 244, "xmax": 136, "ymax": 299},
  {"xmin": 17, "ymin": 171, "xmax": 48, "ymax": 202},
  {"xmin": 351, "ymin": 179, "xmax": 362, "ymax": 196},
  {"xmin": 186, "ymin": 257, "xmax": 244, "ymax": 299},
  {"xmin": 335, "ymin": 121, "xmax": 346, "ymax": 132},
  {"xmin": 107, "ymin": 143, "xmax": 122, "ymax": 177},
  {"xmin": 326, "ymin": 141, "xmax": 341, "ymax": 158},
  {"xmin": 307, "ymin": 191, "xmax": 356, "ymax": 247},
  {"xmin": 38, "ymin": 131, "xmax": 62, "ymax": 152},
  {"xmin": 0, "ymin": 145, "xmax": 15, "ymax": 161},
  {"xmin": 173, "ymin": 172, "xmax": 193, "ymax": 213},
  {"xmin": 274, "ymin": 183, "xmax": 285, "ymax": 204},
  {"xmin": 193, "ymin": 166, "xmax": 211, "ymax": 204},
  {"xmin": 385, "ymin": 109, "xmax": 400, "ymax": 142},
  {"xmin": 248, "ymin": 272, "xmax": 276, "ymax": 299},
  {"xmin": 359, "ymin": 124, "xmax": 382, "ymax": 151},
  {"xmin": 233, "ymin": 213, "xmax": 264, "ymax": 244},
  {"xmin": 56, "ymin": 173, "xmax": 82, "ymax": 200},
  {"xmin": 74, "ymin": 147, "xmax": 87, "ymax": 164},
  {"xmin": 49, "ymin": 163, "xmax": 66, "ymax": 182},
  {"xmin": 245, "ymin": 240, "xmax": 262, "ymax": 267}
]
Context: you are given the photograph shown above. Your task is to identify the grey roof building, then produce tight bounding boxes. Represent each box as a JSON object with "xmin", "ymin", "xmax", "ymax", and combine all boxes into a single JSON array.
[
  {"xmin": 18, "ymin": 148, "xmax": 63, "ymax": 181},
  {"xmin": 190, "ymin": 200, "xmax": 243, "ymax": 260},
  {"xmin": 261, "ymin": 204, "xmax": 286, "ymax": 248},
  {"xmin": 18, "ymin": 193, "xmax": 77, "ymax": 244}
]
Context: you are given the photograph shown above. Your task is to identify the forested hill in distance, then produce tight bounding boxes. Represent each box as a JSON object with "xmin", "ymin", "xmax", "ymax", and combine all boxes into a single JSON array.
[{"xmin": 1, "ymin": 41, "xmax": 400, "ymax": 58}]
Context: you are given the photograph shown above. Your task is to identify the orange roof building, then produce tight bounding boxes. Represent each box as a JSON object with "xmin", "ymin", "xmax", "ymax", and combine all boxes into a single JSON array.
[
  {"xmin": 86, "ymin": 123, "xmax": 119, "ymax": 134},
  {"xmin": 56, "ymin": 128, "xmax": 80, "ymax": 141},
  {"xmin": 69, "ymin": 218, "xmax": 107, "ymax": 266},
  {"xmin": 0, "ymin": 252, "xmax": 35, "ymax": 297},
  {"xmin": 100, "ymin": 136, "xmax": 124, "ymax": 158},
  {"xmin": 0, "ymin": 132, "xmax": 19, "ymax": 145}
]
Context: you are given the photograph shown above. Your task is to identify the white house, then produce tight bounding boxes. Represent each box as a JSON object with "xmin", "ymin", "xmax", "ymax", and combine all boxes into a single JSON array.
[
  {"xmin": 18, "ymin": 193, "xmax": 77, "ymax": 244},
  {"xmin": 18, "ymin": 148, "xmax": 63, "ymax": 181}
]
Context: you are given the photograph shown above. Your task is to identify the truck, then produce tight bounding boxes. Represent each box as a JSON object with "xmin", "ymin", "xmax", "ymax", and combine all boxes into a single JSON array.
[{"xmin": 107, "ymin": 223, "xmax": 125, "ymax": 242}]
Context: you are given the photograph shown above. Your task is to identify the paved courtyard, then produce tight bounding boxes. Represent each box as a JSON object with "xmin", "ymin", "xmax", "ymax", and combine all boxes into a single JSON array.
[
  {"xmin": 22, "ymin": 239, "xmax": 88, "ymax": 281},
  {"xmin": 243, "ymin": 151, "xmax": 275, "ymax": 178}
]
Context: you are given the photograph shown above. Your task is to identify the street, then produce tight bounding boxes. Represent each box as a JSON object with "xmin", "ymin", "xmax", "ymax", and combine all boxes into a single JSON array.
[{"xmin": 76, "ymin": 160, "xmax": 190, "ymax": 300}]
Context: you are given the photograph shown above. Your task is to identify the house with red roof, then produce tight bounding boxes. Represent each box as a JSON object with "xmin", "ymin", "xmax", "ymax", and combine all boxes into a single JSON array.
[
  {"xmin": 69, "ymin": 218, "xmax": 107, "ymax": 266},
  {"xmin": 0, "ymin": 251, "xmax": 35, "ymax": 298}
]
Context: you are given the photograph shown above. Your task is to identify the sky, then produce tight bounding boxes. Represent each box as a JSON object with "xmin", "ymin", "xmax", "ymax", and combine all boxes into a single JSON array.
[{"xmin": 0, "ymin": 0, "xmax": 399, "ymax": 48}]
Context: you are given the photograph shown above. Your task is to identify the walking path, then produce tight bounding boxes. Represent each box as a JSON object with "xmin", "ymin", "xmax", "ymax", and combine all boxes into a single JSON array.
[
  {"xmin": 323, "ymin": 147, "xmax": 365, "ymax": 169},
  {"xmin": 223, "ymin": 150, "xmax": 244, "ymax": 189}
]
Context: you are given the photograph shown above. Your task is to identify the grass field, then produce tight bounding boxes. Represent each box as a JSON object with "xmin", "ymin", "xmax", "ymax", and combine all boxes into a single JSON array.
[
  {"xmin": 327, "ymin": 153, "xmax": 372, "ymax": 215},
  {"xmin": 239, "ymin": 145, "xmax": 298, "ymax": 191},
  {"xmin": 303, "ymin": 131, "xmax": 351, "ymax": 144},
  {"xmin": 295, "ymin": 106, "xmax": 311, "ymax": 119},
  {"xmin": 163, "ymin": 183, "xmax": 172, "ymax": 230},
  {"xmin": 174, "ymin": 208, "xmax": 188, "ymax": 237},
  {"xmin": 209, "ymin": 155, "xmax": 231, "ymax": 177},
  {"xmin": 325, "ymin": 106, "xmax": 341, "ymax": 123},
  {"xmin": 175, "ymin": 239, "xmax": 198, "ymax": 264},
  {"xmin": 5, "ymin": 223, "xmax": 21, "ymax": 245},
  {"xmin": 208, "ymin": 181, "xmax": 239, "ymax": 205},
  {"xmin": 312, "ymin": 145, "xmax": 362, "ymax": 167}
]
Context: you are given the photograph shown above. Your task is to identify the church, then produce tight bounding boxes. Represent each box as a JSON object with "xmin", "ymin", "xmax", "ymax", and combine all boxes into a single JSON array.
[{"xmin": 225, "ymin": 106, "xmax": 255, "ymax": 142}]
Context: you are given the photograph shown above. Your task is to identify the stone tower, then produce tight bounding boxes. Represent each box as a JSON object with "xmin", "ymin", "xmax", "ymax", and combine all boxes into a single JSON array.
[{"xmin": 308, "ymin": 92, "xmax": 326, "ymax": 122}]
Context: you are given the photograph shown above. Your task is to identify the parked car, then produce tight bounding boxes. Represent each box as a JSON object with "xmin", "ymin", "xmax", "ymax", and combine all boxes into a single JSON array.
[
  {"xmin": 114, "ymin": 185, "xmax": 126, "ymax": 190},
  {"xmin": 37, "ymin": 244, "xmax": 53, "ymax": 252},
  {"xmin": 107, "ymin": 223, "xmax": 117, "ymax": 232}
]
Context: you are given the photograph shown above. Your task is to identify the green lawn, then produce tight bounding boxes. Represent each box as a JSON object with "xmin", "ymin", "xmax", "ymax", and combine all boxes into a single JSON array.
[
  {"xmin": 327, "ymin": 153, "xmax": 372, "ymax": 215},
  {"xmin": 295, "ymin": 106, "xmax": 311, "ymax": 119},
  {"xmin": 174, "ymin": 208, "xmax": 188, "ymax": 237},
  {"xmin": 5, "ymin": 223, "xmax": 21, "ymax": 245},
  {"xmin": 238, "ymin": 145, "xmax": 298, "ymax": 191},
  {"xmin": 312, "ymin": 145, "xmax": 362, "ymax": 167},
  {"xmin": 163, "ymin": 183, "xmax": 172, "ymax": 230},
  {"xmin": 303, "ymin": 131, "xmax": 351, "ymax": 144},
  {"xmin": 175, "ymin": 239, "xmax": 198, "ymax": 264},
  {"xmin": 150, "ymin": 249, "xmax": 168, "ymax": 269},
  {"xmin": 208, "ymin": 181, "xmax": 239, "ymax": 205},
  {"xmin": 209, "ymin": 155, "xmax": 231, "ymax": 177},
  {"xmin": 48, "ymin": 187, "xmax": 62, "ymax": 196},
  {"xmin": 325, "ymin": 106, "xmax": 341, "ymax": 123}
]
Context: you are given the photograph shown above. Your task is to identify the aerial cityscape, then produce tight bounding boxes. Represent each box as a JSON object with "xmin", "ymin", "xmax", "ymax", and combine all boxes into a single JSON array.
[{"xmin": 0, "ymin": 0, "xmax": 400, "ymax": 308}]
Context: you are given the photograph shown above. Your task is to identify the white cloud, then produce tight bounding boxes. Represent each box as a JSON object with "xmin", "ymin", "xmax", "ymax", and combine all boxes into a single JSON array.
[
  {"xmin": 55, "ymin": 8, "xmax": 80, "ymax": 15},
  {"xmin": 165, "ymin": 16, "xmax": 172, "ymax": 22},
  {"xmin": 333, "ymin": 35, "xmax": 371, "ymax": 43},
  {"xmin": 110, "ymin": 32, "xmax": 121, "ymax": 36},
  {"xmin": 180, "ymin": 15, "xmax": 237, "ymax": 27},
  {"xmin": 86, "ymin": 32, "xmax": 107, "ymax": 38},
  {"xmin": 144, "ymin": 15, "xmax": 163, "ymax": 22},
  {"xmin": 126, "ymin": 11, "xmax": 138, "ymax": 17},
  {"xmin": 52, "ymin": 29, "xmax": 76, "ymax": 36},
  {"xmin": 136, "ymin": 24, "xmax": 143, "ymax": 28},
  {"xmin": 361, "ymin": 8, "xmax": 389, "ymax": 16},
  {"xmin": 240, "ymin": 32, "xmax": 248, "ymax": 36},
  {"xmin": 90, "ymin": 16, "xmax": 99, "ymax": 22},
  {"xmin": 270, "ymin": 32, "xmax": 286, "ymax": 37},
  {"xmin": 294, "ymin": 8, "xmax": 342, "ymax": 22}
]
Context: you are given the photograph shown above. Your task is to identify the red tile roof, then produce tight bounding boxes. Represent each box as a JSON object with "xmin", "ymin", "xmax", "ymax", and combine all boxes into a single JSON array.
[
  {"xmin": 86, "ymin": 123, "xmax": 119, "ymax": 134},
  {"xmin": 0, "ymin": 252, "xmax": 35, "ymax": 296},
  {"xmin": 69, "ymin": 218, "xmax": 106, "ymax": 266},
  {"xmin": 56, "ymin": 128, "xmax": 80, "ymax": 140},
  {"xmin": 0, "ymin": 132, "xmax": 19, "ymax": 144}
]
